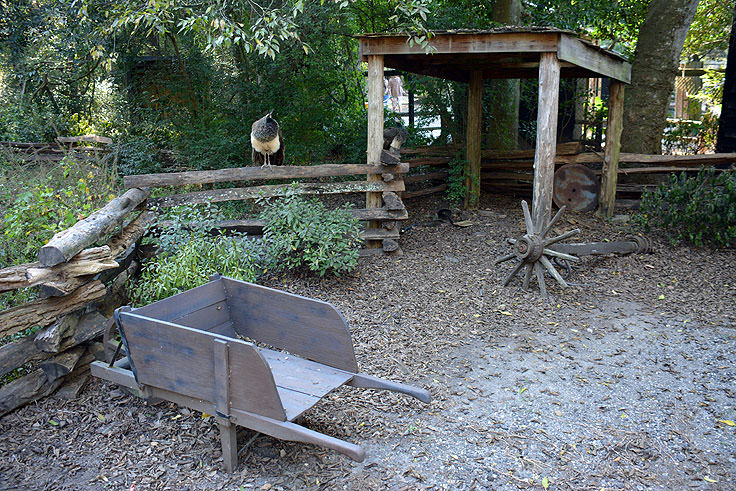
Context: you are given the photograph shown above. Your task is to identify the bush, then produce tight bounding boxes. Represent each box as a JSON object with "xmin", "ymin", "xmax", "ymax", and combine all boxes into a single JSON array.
[
  {"xmin": 130, "ymin": 204, "xmax": 266, "ymax": 306},
  {"xmin": 636, "ymin": 168, "xmax": 736, "ymax": 248},
  {"xmin": 258, "ymin": 188, "xmax": 361, "ymax": 277},
  {"xmin": 129, "ymin": 234, "xmax": 265, "ymax": 306}
]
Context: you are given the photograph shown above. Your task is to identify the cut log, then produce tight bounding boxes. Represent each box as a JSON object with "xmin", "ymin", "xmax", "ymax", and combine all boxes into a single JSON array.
[
  {"xmin": 123, "ymin": 163, "xmax": 409, "ymax": 189},
  {"xmin": 39, "ymin": 188, "xmax": 150, "ymax": 267},
  {"xmin": 149, "ymin": 180, "xmax": 405, "ymax": 208},
  {"xmin": 0, "ymin": 246, "xmax": 117, "ymax": 293},
  {"xmin": 351, "ymin": 207, "xmax": 408, "ymax": 221},
  {"xmin": 39, "ymin": 346, "xmax": 85, "ymax": 381},
  {"xmin": 382, "ymin": 191, "xmax": 404, "ymax": 211},
  {"xmin": 107, "ymin": 211, "xmax": 156, "ymax": 258},
  {"xmin": 380, "ymin": 149, "xmax": 401, "ymax": 165},
  {"xmin": 0, "ymin": 311, "xmax": 107, "ymax": 378},
  {"xmin": 34, "ymin": 312, "xmax": 82, "ymax": 353},
  {"xmin": 0, "ymin": 368, "xmax": 64, "ymax": 417},
  {"xmin": 0, "ymin": 281, "xmax": 106, "ymax": 339},
  {"xmin": 362, "ymin": 228, "xmax": 400, "ymax": 241}
]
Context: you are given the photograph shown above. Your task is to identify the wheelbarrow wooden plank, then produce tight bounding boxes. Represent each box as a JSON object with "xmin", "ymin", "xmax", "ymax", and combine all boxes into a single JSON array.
[
  {"xmin": 134, "ymin": 280, "xmax": 227, "ymax": 322},
  {"xmin": 120, "ymin": 312, "xmax": 286, "ymax": 421},
  {"xmin": 223, "ymin": 278, "xmax": 359, "ymax": 372},
  {"xmin": 275, "ymin": 388, "xmax": 322, "ymax": 421},
  {"xmin": 171, "ymin": 299, "xmax": 231, "ymax": 332},
  {"xmin": 258, "ymin": 347, "xmax": 353, "ymax": 399}
]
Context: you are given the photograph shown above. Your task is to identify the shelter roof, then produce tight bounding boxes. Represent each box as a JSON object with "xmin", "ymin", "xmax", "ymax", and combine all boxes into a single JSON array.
[{"xmin": 357, "ymin": 27, "xmax": 631, "ymax": 83}]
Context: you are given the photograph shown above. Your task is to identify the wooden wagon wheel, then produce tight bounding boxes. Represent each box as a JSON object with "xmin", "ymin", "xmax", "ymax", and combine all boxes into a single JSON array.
[{"xmin": 495, "ymin": 200, "xmax": 581, "ymax": 298}]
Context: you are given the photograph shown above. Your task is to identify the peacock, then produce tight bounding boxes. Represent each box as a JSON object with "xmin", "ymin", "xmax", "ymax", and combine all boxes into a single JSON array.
[{"xmin": 251, "ymin": 111, "xmax": 284, "ymax": 167}]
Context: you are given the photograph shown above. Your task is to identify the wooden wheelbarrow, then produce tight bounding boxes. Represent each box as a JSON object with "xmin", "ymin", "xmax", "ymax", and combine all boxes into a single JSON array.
[{"xmin": 91, "ymin": 275, "xmax": 430, "ymax": 471}]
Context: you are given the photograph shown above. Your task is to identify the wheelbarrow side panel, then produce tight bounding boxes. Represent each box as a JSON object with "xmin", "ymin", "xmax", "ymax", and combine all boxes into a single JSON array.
[
  {"xmin": 223, "ymin": 278, "xmax": 359, "ymax": 373},
  {"xmin": 131, "ymin": 280, "xmax": 237, "ymax": 337},
  {"xmin": 118, "ymin": 312, "xmax": 286, "ymax": 420}
]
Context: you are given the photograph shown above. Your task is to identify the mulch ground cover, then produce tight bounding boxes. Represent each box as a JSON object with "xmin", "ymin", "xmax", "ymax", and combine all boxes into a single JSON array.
[{"xmin": 1, "ymin": 194, "xmax": 734, "ymax": 490}]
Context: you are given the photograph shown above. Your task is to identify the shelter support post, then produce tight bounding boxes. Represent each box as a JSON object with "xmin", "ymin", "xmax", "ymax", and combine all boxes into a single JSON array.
[
  {"xmin": 366, "ymin": 55, "xmax": 385, "ymax": 248},
  {"xmin": 598, "ymin": 80, "xmax": 624, "ymax": 217},
  {"xmin": 465, "ymin": 70, "xmax": 483, "ymax": 209},
  {"xmin": 532, "ymin": 53, "xmax": 561, "ymax": 231}
]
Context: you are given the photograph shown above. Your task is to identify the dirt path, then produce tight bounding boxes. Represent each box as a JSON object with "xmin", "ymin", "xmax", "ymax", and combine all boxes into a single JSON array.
[{"xmin": 1, "ymin": 195, "xmax": 735, "ymax": 490}]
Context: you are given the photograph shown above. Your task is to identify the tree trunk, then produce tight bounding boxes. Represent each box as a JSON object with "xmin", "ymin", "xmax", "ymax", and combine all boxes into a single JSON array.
[
  {"xmin": 621, "ymin": 0, "xmax": 700, "ymax": 154},
  {"xmin": 486, "ymin": 0, "xmax": 522, "ymax": 151},
  {"xmin": 716, "ymin": 2, "xmax": 736, "ymax": 153}
]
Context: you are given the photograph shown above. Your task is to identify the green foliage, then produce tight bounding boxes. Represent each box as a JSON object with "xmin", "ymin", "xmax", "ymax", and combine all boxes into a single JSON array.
[
  {"xmin": 0, "ymin": 159, "xmax": 118, "ymax": 268},
  {"xmin": 636, "ymin": 168, "xmax": 736, "ymax": 248},
  {"xmin": 446, "ymin": 155, "xmax": 472, "ymax": 207},
  {"xmin": 0, "ymin": 157, "xmax": 118, "ymax": 309},
  {"xmin": 258, "ymin": 188, "xmax": 361, "ymax": 277},
  {"xmin": 130, "ymin": 204, "xmax": 266, "ymax": 306},
  {"xmin": 130, "ymin": 233, "xmax": 265, "ymax": 306}
]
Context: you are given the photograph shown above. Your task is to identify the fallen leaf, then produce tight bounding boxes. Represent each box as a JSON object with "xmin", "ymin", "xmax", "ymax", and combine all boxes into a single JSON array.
[
  {"xmin": 717, "ymin": 419, "xmax": 735, "ymax": 426},
  {"xmin": 542, "ymin": 477, "xmax": 550, "ymax": 489},
  {"xmin": 48, "ymin": 420, "xmax": 59, "ymax": 426},
  {"xmin": 704, "ymin": 476, "xmax": 718, "ymax": 483},
  {"xmin": 658, "ymin": 294, "xmax": 665, "ymax": 300}
]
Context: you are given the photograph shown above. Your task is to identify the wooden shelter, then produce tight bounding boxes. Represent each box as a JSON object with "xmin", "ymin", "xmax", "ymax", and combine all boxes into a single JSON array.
[{"xmin": 357, "ymin": 28, "xmax": 632, "ymax": 225}]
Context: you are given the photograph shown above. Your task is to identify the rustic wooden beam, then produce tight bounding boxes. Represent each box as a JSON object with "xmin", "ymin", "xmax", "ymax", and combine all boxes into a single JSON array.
[
  {"xmin": 557, "ymin": 35, "xmax": 631, "ymax": 83},
  {"xmin": 0, "ymin": 281, "xmax": 106, "ymax": 339},
  {"xmin": 403, "ymin": 184, "xmax": 449, "ymax": 200},
  {"xmin": 148, "ymin": 180, "xmax": 404, "ymax": 208},
  {"xmin": 366, "ymin": 54, "xmax": 385, "ymax": 249},
  {"xmin": 39, "ymin": 188, "xmax": 150, "ymax": 267},
  {"xmin": 0, "ymin": 367, "xmax": 65, "ymax": 416},
  {"xmin": 560, "ymin": 152, "xmax": 736, "ymax": 166},
  {"xmin": 123, "ymin": 163, "xmax": 408, "ymax": 189},
  {"xmin": 360, "ymin": 31, "xmax": 560, "ymax": 58},
  {"xmin": 0, "ymin": 246, "xmax": 117, "ymax": 293},
  {"xmin": 599, "ymin": 81, "xmax": 625, "ymax": 217},
  {"xmin": 404, "ymin": 170, "xmax": 449, "ymax": 184},
  {"xmin": 465, "ymin": 70, "xmax": 483, "ymax": 209},
  {"xmin": 532, "ymin": 52, "xmax": 561, "ymax": 231}
]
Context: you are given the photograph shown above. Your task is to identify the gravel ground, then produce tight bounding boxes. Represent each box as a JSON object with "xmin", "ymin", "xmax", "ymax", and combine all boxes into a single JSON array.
[{"xmin": 1, "ymin": 194, "xmax": 735, "ymax": 491}]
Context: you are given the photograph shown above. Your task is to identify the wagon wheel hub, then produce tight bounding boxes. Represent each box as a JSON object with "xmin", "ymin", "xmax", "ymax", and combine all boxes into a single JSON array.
[{"xmin": 494, "ymin": 200, "xmax": 581, "ymax": 299}]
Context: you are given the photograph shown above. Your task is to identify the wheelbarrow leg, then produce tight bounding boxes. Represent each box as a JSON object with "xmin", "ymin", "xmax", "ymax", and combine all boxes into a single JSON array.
[
  {"xmin": 348, "ymin": 373, "xmax": 431, "ymax": 403},
  {"xmin": 217, "ymin": 418, "xmax": 238, "ymax": 472}
]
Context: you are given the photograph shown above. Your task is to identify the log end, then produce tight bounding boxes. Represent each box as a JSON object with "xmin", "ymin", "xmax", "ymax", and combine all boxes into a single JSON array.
[{"xmin": 38, "ymin": 246, "xmax": 68, "ymax": 268}]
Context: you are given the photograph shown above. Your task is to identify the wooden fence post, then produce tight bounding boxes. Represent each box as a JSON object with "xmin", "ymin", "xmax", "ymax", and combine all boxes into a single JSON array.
[
  {"xmin": 598, "ymin": 81, "xmax": 625, "ymax": 217},
  {"xmin": 532, "ymin": 53, "xmax": 561, "ymax": 231},
  {"xmin": 465, "ymin": 70, "xmax": 483, "ymax": 209},
  {"xmin": 366, "ymin": 55, "xmax": 385, "ymax": 249}
]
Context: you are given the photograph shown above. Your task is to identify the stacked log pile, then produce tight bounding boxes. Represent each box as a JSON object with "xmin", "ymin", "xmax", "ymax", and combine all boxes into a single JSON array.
[
  {"xmin": 0, "ymin": 189, "xmax": 153, "ymax": 416},
  {"xmin": 401, "ymin": 143, "xmax": 736, "ymax": 205}
]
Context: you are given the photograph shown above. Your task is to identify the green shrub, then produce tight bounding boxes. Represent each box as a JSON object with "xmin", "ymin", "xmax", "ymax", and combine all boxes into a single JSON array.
[
  {"xmin": 130, "ymin": 203, "xmax": 266, "ymax": 306},
  {"xmin": 636, "ymin": 168, "xmax": 736, "ymax": 248},
  {"xmin": 258, "ymin": 188, "xmax": 361, "ymax": 277},
  {"xmin": 446, "ymin": 155, "xmax": 476, "ymax": 207},
  {"xmin": 129, "ymin": 234, "xmax": 265, "ymax": 306}
]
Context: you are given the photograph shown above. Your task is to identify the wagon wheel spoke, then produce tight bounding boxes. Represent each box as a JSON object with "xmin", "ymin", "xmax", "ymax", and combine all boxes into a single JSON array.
[
  {"xmin": 542, "ymin": 205, "xmax": 567, "ymax": 238},
  {"xmin": 534, "ymin": 262, "xmax": 547, "ymax": 299},
  {"xmin": 522, "ymin": 263, "xmax": 534, "ymax": 290},
  {"xmin": 495, "ymin": 253, "xmax": 517, "ymax": 265},
  {"xmin": 521, "ymin": 200, "xmax": 535, "ymax": 235},
  {"xmin": 540, "ymin": 255, "xmax": 568, "ymax": 288},
  {"xmin": 543, "ymin": 248, "xmax": 580, "ymax": 262},
  {"xmin": 503, "ymin": 261, "xmax": 525, "ymax": 287},
  {"xmin": 544, "ymin": 228, "xmax": 580, "ymax": 247}
]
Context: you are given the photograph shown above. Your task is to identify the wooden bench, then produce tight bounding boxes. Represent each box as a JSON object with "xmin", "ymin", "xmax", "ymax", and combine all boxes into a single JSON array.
[{"xmin": 91, "ymin": 275, "xmax": 430, "ymax": 471}]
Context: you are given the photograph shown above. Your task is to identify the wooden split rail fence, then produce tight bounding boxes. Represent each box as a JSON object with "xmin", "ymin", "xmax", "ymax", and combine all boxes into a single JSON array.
[
  {"xmin": 0, "ymin": 135, "xmax": 113, "ymax": 163},
  {"xmin": 400, "ymin": 142, "xmax": 736, "ymax": 205}
]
